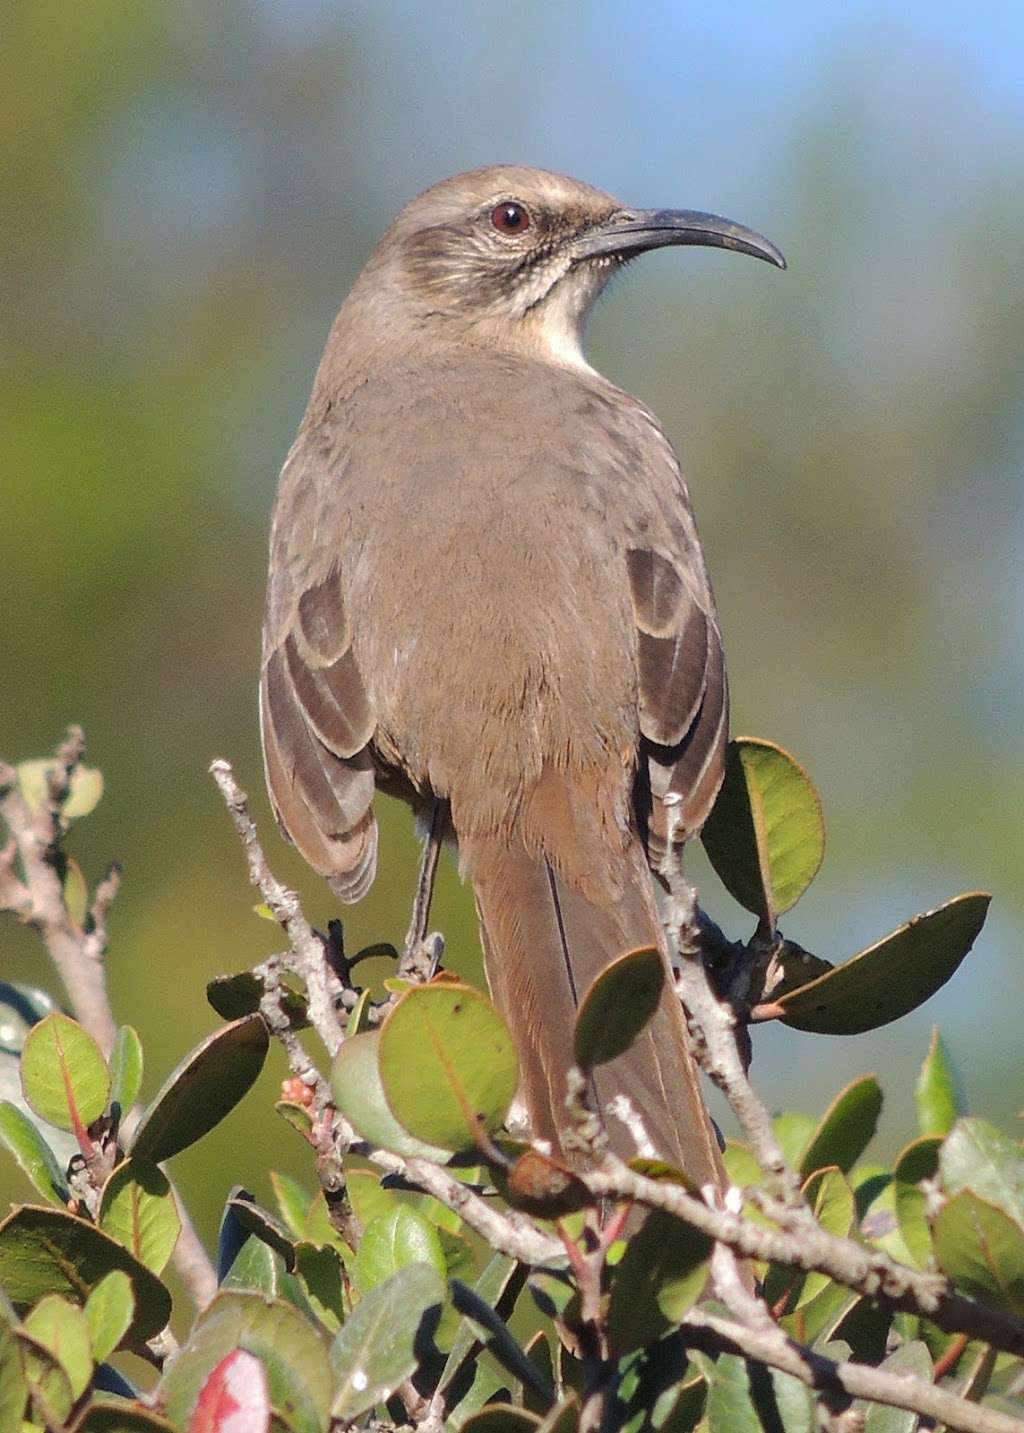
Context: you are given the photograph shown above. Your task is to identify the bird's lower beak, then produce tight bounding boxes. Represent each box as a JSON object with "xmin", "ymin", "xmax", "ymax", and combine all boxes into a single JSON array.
[{"xmin": 576, "ymin": 208, "xmax": 786, "ymax": 270}]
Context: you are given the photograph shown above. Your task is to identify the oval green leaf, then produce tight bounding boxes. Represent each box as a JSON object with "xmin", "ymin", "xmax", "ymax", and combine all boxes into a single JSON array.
[
  {"xmin": 863, "ymin": 1340, "xmax": 933, "ymax": 1433},
  {"xmin": 892, "ymin": 1135, "xmax": 942, "ymax": 1270},
  {"xmin": 796, "ymin": 1167, "xmax": 855, "ymax": 1308},
  {"xmin": 932, "ymin": 1190, "xmax": 1024, "ymax": 1316},
  {"xmin": 99, "ymin": 1160, "xmax": 181, "ymax": 1275},
  {"xmin": 129, "ymin": 1014, "xmax": 268, "ymax": 1164},
  {"xmin": 940, "ymin": 1117, "xmax": 1024, "ymax": 1225},
  {"xmin": 353, "ymin": 1205, "xmax": 446, "ymax": 1293},
  {"xmin": 799, "ymin": 1075, "xmax": 883, "ymax": 1179},
  {"xmin": 84, "ymin": 1269, "xmax": 136, "ymax": 1362},
  {"xmin": 108, "ymin": 1026, "xmax": 144, "ymax": 1117},
  {"xmin": 160, "ymin": 1290, "xmax": 333, "ymax": 1433},
  {"xmin": 701, "ymin": 737, "xmax": 825, "ymax": 927},
  {"xmin": 330, "ymin": 1262, "xmax": 446, "ymax": 1421},
  {"xmin": 0, "ymin": 1100, "xmax": 69, "ymax": 1204},
  {"xmin": 331, "ymin": 1031, "xmax": 450, "ymax": 1160},
  {"xmin": 607, "ymin": 1208, "xmax": 711, "ymax": 1356},
  {"xmin": 17, "ymin": 760, "xmax": 104, "ymax": 822},
  {"xmin": 777, "ymin": 892, "xmax": 990, "ymax": 1035},
  {"xmin": 206, "ymin": 972, "xmax": 308, "ymax": 1031},
  {"xmin": 378, "ymin": 983, "xmax": 518, "ymax": 1152},
  {"xmin": 21, "ymin": 1012, "xmax": 110, "ymax": 1132},
  {"xmin": 914, "ymin": 1027, "xmax": 964, "ymax": 1137},
  {"xmin": 0, "ymin": 1204, "xmax": 171, "ymax": 1344},
  {"xmin": 23, "ymin": 1294, "xmax": 93, "ymax": 1399},
  {"xmin": 19, "ymin": 1328, "xmax": 75, "ymax": 1426},
  {"xmin": 573, "ymin": 947, "xmax": 664, "ymax": 1071}
]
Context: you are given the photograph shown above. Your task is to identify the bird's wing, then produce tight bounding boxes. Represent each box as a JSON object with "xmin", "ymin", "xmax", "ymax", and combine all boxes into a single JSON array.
[
  {"xmin": 260, "ymin": 443, "xmax": 379, "ymax": 901},
  {"xmin": 622, "ymin": 426, "xmax": 729, "ymax": 859}
]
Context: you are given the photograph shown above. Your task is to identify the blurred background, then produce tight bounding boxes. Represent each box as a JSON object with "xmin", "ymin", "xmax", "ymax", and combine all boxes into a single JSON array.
[{"xmin": 3, "ymin": 0, "xmax": 1022, "ymax": 1251}]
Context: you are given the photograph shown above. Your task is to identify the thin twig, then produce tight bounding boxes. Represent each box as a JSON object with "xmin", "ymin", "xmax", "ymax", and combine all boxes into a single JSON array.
[
  {"xmin": 0, "ymin": 734, "xmax": 117, "ymax": 1053},
  {"xmin": 209, "ymin": 759, "xmax": 345, "ymax": 1056}
]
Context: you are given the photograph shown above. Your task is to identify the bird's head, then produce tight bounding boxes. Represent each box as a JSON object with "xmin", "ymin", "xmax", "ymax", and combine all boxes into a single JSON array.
[{"xmin": 352, "ymin": 165, "xmax": 785, "ymax": 370}]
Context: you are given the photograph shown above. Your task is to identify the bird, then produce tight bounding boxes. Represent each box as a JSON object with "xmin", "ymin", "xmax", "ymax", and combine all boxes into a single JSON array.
[{"xmin": 260, "ymin": 166, "xmax": 785, "ymax": 1188}]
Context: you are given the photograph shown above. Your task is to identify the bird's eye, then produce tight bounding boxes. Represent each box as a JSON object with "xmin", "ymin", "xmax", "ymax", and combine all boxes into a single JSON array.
[{"xmin": 490, "ymin": 201, "xmax": 531, "ymax": 235}]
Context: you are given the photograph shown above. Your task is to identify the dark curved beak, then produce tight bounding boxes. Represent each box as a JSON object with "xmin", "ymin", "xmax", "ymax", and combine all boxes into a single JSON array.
[{"xmin": 576, "ymin": 208, "xmax": 786, "ymax": 270}]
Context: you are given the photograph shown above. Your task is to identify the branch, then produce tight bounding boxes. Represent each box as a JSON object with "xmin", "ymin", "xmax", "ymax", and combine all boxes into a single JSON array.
[
  {"xmin": 209, "ymin": 760, "xmax": 345, "ymax": 1056},
  {"xmin": 683, "ymin": 1308, "xmax": 1024, "ymax": 1433},
  {"xmin": 0, "ymin": 730, "xmax": 117, "ymax": 1053}
]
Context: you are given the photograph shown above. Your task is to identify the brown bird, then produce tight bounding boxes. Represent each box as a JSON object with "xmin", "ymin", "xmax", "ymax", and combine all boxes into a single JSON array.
[{"xmin": 261, "ymin": 166, "xmax": 784, "ymax": 1187}]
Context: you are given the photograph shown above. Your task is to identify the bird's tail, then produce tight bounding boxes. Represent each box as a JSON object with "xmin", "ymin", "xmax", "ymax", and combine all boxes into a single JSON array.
[{"xmin": 462, "ymin": 828, "xmax": 724, "ymax": 1190}]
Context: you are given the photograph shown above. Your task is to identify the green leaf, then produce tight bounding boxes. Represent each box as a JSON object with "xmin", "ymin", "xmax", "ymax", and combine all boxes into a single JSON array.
[
  {"xmin": 707, "ymin": 1352, "xmax": 816, "ymax": 1433},
  {"xmin": 799, "ymin": 1075, "xmax": 883, "ymax": 1179},
  {"xmin": 221, "ymin": 1191, "xmax": 296, "ymax": 1271},
  {"xmin": 797, "ymin": 1167, "xmax": 855, "ymax": 1306},
  {"xmin": 915, "ymin": 1027, "xmax": 964, "ymax": 1137},
  {"xmin": 0, "ymin": 1100, "xmax": 69, "ymax": 1204},
  {"xmin": 777, "ymin": 892, "xmax": 990, "ymax": 1035},
  {"xmin": 940, "ymin": 1117, "xmax": 1024, "ymax": 1224},
  {"xmin": 0, "ymin": 1204, "xmax": 171, "ymax": 1344},
  {"xmin": 346, "ymin": 988, "xmax": 375, "ymax": 1036},
  {"xmin": 0, "ymin": 1316, "xmax": 26, "ymax": 1433},
  {"xmin": 17, "ymin": 760, "xmax": 104, "ymax": 822},
  {"xmin": 221, "ymin": 1237, "xmax": 280, "ymax": 1296},
  {"xmin": 892, "ymin": 1137, "xmax": 942, "ymax": 1270},
  {"xmin": 63, "ymin": 857, "xmax": 89, "ymax": 927},
  {"xmin": 448, "ymin": 1279, "xmax": 554, "ymax": 1405},
  {"xmin": 773, "ymin": 1111, "xmax": 815, "ymax": 1169},
  {"xmin": 108, "ymin": 1026, "xmax": 144, "ymax": 1116},
  {"xmin": 20, "ymin": 1012, "xmax": 110, "ymax": 1132},
  {"xmin": 99, "ymin": 1160, "xmax": 180, "ymax": 1275},
  {"xmin": 206, "ymin": 972, "xmax": 308, "ymax": 1030},
  {"xmin": 378, "ymin": 982, "xmax": 518, "ymax": 1152},
  {"xmin": 23, "ymin": 1294, "xmax": 93, "ymax": 1399},
  {"xmin": 331, "ymin": 1031, "xmax": 451, "ymax": 1160},
  {"xmin": 863, "ymin": 1340, "xmax": 932, "ymax": 1432},
  {"xmin": 573, "ymin": 947, "xmax": 664, "ymax": 1070},
  {"xmin": 84, "ymin": 1270, "xmax": 135, "ymax": 1362},
  {"xmin": 607, "ymin": 1209, "xmax": 711, "ymax": 1356},
  {"xmin": 18, "ymin": 1329, "xmax": 75, "ymax": 1426},
  {"xmin": 293, "ymin": 1242, "xmax": 346, "ymax": 1333},
  {"xmin": 705, "ymin": 1353, "xmax": 766, "ymax": 1433},
  {"xmin": 160, "ymin": 1291, "xmax": 333, "ymax": 1433},
  {"xmin": 440, "ymin": 1253, "xmax": 519, "ymax": 1396},
  {"xmin": 269, "ymin": 1171, "xmax": 312, "ymax": 1238},
  {"xmin": 74, "ymin": 1402, "xmax": 180, "ymax": 1433},
  {"xmin": 329, "ymin": 1262, "xmax": 445, "ymax": 1421},
  {"xmin": 353, "ymin": 1205, "xmax": 446, "ymax": 1292},
  {"xmin": 933, "ymin": 1190, "xmax": 1024, "ymax": 1315},
  {"xmin": 130, "ymin": 1014, "xmax": 268, "ymax": 1164},
  {"xmin": 701, "ymin": 737, "xmax": 825, "ymax": 928}
]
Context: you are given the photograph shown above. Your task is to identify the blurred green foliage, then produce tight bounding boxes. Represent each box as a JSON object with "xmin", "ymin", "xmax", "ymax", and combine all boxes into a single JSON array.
[{"xmin": 2, "ymin": 1, "xmax": 1022, "ymax": 1251}]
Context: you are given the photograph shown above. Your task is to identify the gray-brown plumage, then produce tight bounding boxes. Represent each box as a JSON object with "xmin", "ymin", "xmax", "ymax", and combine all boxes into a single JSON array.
[{"xmin": 261, "ymin": 166, "xmax": 784, "ymax": 1186}]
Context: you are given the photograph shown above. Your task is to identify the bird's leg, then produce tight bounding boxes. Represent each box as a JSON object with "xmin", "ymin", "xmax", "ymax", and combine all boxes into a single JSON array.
[{"xmin": 401, "ymin": 797, "xmax": 446, "ymax": 975}]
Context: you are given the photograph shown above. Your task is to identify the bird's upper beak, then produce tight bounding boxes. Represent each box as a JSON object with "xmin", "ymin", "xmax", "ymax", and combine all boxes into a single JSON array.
[{"xmin": 575, "ymin": 208, "xmax": 786, "ymax": 270}]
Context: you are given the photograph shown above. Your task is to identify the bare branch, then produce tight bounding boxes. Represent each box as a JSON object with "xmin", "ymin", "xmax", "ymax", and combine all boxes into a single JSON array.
[
  {"xmin": 209, "ymin": 759, "xmax": 345, "ymax": 1056},
  {"xmin": 0, "ymin": 734, "xmax": 117, "ymax": 1053}
]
